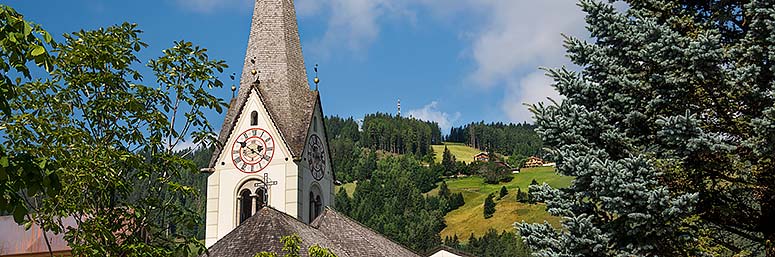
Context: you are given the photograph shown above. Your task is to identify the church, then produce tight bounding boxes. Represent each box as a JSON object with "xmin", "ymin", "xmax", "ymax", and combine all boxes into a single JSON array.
[{"xmin": 199, "ymin": 0, "xmax": 421, "ymax": 256}]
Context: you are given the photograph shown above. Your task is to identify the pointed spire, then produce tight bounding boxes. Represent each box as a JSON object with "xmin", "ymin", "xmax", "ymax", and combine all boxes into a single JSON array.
[{"xmin": 210, "ymin": 0, "xmax": 318, "ymax": 168}]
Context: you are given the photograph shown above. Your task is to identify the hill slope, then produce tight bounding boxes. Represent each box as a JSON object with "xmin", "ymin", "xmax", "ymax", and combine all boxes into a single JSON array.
[
  {"xmin": 428, "ymin": 167, "xmax": 572, "ymax": 240},
  {"xmin": 431, "ymin": 142, "xmax": 482, "ymax": 164}
]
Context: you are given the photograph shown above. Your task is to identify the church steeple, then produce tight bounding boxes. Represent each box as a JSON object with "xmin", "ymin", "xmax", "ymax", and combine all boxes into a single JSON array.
[
  {"xmin": 205, "ymin": 0, "xmax": 334, "ymax": 248},
  {"xmin": 210, "ymin": 0, "xmax": 317, "ymax": 168},
  {"xmin": 239, "ymin": 0, "xmax": 310, "ymax": 96}
]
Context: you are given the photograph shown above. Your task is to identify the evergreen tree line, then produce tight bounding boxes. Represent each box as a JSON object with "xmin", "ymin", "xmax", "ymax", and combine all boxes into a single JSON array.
[
  {"xmin": 442, "ymin": 229, "xmax": 530, "ymax": 257},
  {"xmin": 326, "ymin": 114, "xmax": 440, "ymax": 183},
  {"xmin": 445, "ymin": 122, "xmax": 542, "ymax": 158},
  {"xmin": 360, "ymin": 113, "xmax": 442, "ymax": 157},
  {"xmin": 334, "ymin": 155, "xmax": 462, "ymax": 253}
]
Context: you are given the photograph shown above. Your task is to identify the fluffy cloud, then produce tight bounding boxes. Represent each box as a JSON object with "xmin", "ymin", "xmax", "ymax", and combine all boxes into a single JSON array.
[
  {"xmin": 465, "ymin": 1, "xmax": 583, "ymax": 87},
  {"xmin": 299, "ymin": 0, "xmax": 584, "ymax": 123},
  {"xmin": 297, "ymin": 0, "xmax": 415, "ymax": 57},
  {"xmin": 502, "ymin": 70, "xmax": 562, "ymax": 123},
  {"xmin": 407, "ymin": 101, "xmax": 461, "ymax": 132}
]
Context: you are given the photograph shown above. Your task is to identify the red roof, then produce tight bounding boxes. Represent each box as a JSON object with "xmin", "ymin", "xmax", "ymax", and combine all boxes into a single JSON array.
[{"xmin": 0, "ymin": 216, "xmax": 72, "ymax": 256}]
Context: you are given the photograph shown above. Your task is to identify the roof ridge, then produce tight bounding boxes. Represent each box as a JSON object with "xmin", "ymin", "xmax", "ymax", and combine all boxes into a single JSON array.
[{"xmin": 318, "ymin": 207, "xmax": 424, "ymax": 256}]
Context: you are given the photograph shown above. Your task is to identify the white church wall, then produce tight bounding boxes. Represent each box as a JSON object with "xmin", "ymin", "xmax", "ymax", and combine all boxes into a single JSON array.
[{"xmin": 206, "ymin": 89, "xmax": 295, "ymax": 247}]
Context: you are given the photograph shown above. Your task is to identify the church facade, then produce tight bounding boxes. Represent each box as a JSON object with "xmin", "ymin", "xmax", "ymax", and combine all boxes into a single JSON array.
[{"xmin": 202, "ymin": 0, "xmax": 334, "ymax": 248}]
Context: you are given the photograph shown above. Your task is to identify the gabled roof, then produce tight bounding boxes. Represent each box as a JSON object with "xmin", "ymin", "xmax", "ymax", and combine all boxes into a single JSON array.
[
  {"xmin": 208, "ymin": 0, "xmax": 316, "ymax": 168},
  {"xmin": 424, "ymin": 245, "xmax": 476, "ymax": 257},
  {"xmin": 310, "ymin": 208, "xmax": 421, "ymax": 257},
  {"xmin": 203, "ymin": 207, "xmax": 420, "ymax": 257}
]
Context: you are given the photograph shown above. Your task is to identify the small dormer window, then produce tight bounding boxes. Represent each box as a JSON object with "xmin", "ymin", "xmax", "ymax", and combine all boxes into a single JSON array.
[{"xmin": 251, "ymin": 111, "xmax": 258, "ymax": 126}]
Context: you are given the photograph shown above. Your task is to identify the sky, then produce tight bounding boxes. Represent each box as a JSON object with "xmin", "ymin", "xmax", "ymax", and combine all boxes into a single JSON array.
[{"xmin": 8, "ymin": 0, "xmax": 589, "ymax": 134}]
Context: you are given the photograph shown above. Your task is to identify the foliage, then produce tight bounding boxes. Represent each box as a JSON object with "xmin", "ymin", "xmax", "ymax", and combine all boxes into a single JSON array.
[
  {"xmin": 3, "ymin": 20, "xmax": 228, "ymax": 256},
  {"xmin": 0, "ymin": 4, "xmax": 60, "ymax": 225},
  {"xmin": 483, "ymin": 193, "xmax": 495, "ymax": 219},
  {"xmin": 437, "ymin": 181, "xmax": 464, "ymax": 212},
  {"xmin": 254, "ymin": 234, "xmax": 338, "ymax": 257},
  {"xmin": 360, "ymin": 113, "xmax": 442, "ymax": 157},
  {"xmin": 518, "ymin": 0, "xmax": 775, "ymax": 256},
  {"xmin": 479, "ymin": 162, "xmax": 513, "ymax": 184},
  {"xmin": 441, "ymin": 146, "xmax": 456, "ymax": 176},
  {"xmin": 516, "ymin": 187, "xmax": 529, "ymax": 203},
  {"xmin": 444, "ymin": 230, "xmax": 530, "ymax": 257},
  {"xmin": 336, "ymin": 155, "xmax": 447, "ymax": 252},
  {"xmin": 446, "ymin": 122, "xmax": 542, "ymax": 159},
  {"xmin": 0, "ymin": 5, "xmax": 54, "ymax": 115},
  {"xmin": 334, "ymin": 187, "xmax": 351, "ymax": 215},
  {"xmin": 498, "ymin": 186, "xmax": 508, "ymax": 199},
  {"xmin": 438, "ymin": 180, "xmax": 451, "ymax": 199}
]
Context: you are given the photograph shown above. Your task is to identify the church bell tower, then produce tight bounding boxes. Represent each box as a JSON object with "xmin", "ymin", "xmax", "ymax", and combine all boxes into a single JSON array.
[{"xmin": 202, "ymin": 0, "xmax": 334, "ymax": 248}]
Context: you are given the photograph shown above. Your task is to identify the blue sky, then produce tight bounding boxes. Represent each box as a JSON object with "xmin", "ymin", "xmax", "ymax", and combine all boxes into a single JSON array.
[{"xmin": 9, "ymin": 0, "xmax": 588, "ymax": 134}]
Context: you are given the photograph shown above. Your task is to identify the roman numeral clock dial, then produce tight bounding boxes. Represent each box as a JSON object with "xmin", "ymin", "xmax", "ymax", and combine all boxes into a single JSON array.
[
  {"xmin": 307, "ymin": 134, "xmax": 326, "ymax": 181},
  {"xmin": 231, "ymin": 128, "xmax": 275, "ymax": 173}
]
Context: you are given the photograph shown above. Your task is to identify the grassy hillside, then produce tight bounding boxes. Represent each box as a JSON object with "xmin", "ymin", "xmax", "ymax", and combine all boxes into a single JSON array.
[
  {"xmin": 431, "ymin": 142, "xmax": 482, "ymax": 164},
  {"xmin": 336, "ymin": 166, "xmax": 573, "ymax": 241},
  {"xmin": 430, "ymin": 166, "xmax": 573, "ymax": 240}
]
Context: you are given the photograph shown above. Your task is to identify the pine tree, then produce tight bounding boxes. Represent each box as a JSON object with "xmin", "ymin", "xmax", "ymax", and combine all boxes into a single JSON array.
[
  {"xmin": 518, "ymin": 0, "xmax": 775, "ymax": 256},
  {"xmin": 334, "ymin": 187, "xmax": 351, "ymax": 215},
  {"xmin": 441, "ymin": 146, "xmax": 456, "ymax": 176},
  {"xmin": 499, "ymin": 186, "xmax": 508, "ymax": 199},
  {"xmin": 483, "ymin": 193, "xmax": 496, "ymax": 219},
  {"xmin": 438, "ymin": 180, "xmax": 451, "ymax": 199}
]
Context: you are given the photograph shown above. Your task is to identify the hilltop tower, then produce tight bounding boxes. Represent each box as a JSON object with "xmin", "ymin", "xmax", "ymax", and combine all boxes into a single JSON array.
[
  {"xmin": 397, "ymin": 99, "xmax": 401, "ymax": 116},
  {"xmin": 202, "ymin": 0, "xmax": 334, "ymax": 248}
]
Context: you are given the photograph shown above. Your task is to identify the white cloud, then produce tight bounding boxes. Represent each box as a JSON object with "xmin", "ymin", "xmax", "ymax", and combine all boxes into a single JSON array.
[
  {"xmin": 502, "ymin": 70, "xmax": 562, "ymax": 123},
  {"xmin": 407, "ymin": 101, "xmax": 461, "ymax": 132},
  {"xmin": 297, "ymin": 0, "xmax": 415, "ymax": 57},
  {"xmin": 299, "ymin": 0, "xmax": 584, "ymax": 123},
  {"xmin": 464, "ymin": 1, "xmax": 583, "ymax": 87}
]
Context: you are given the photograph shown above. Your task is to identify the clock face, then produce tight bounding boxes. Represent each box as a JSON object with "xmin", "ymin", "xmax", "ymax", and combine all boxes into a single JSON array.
[
  {"xmin": 231, "ymin": 128, "xmax": 275, "ymax": 173},
  {"xmin": 306, "ymin": 134, "xmax": 325, "ymax": 181}
]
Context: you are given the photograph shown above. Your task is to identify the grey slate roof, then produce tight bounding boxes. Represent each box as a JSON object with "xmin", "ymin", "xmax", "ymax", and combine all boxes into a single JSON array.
[
  {"xmin": 203, "ymin": 207, "xmax": 420, "ymax": 257},
  {"xmin": 209, "ymin": 0, "xmax": 316, "ymax": 168}
]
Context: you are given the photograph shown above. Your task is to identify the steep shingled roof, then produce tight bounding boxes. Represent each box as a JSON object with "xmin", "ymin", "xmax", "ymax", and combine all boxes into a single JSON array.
[
  {"xmin": 203, "ymin": 207, "xmax": 420, "ymax": 257},
  {"xmin": 209, "ymin": 0, "xmax": 316, "ymax": 168}
]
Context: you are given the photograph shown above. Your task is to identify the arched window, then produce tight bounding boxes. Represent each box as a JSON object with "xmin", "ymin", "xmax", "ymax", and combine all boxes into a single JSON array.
[
  {"xmin": 250, "ymin": 111, "xmax": 258, "ymax": 126},
  {"xmin": 309, "ymin": 192, "xmax": 315, "ymax": 222},
  {"xmin": 237, "ymin": 179, "xmax": 267, "ymax": 225},
  {"xmin": 314, "ymin": 195, "xmax": 322, "ymax": 219},
  {"xmin": 256, "ymin": 187, "xmax": 266, "ymax": 208},
  {"xmin": 308, "ymin": 185, "xmax": 323, "ymax": 222},
  {"xmin": 239, "ymin": 189, "xmax": 253, "ymax": 224}
]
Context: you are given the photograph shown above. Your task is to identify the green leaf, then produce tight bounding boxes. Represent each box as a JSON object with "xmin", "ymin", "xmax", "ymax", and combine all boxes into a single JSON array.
[
  {"xmin": 31, "ymin": 45, "xmax": 45, "ymax": 56},
  {"xmin": 37, "ymin": 158, "xmax": 47, "ymax": 169},
  {"xmin": 0, "ymin": 156, "xmax": 8, "ymax": 167},
  {"xmin": 23, "ymin": 21, "xmax": 32, "ymax": 36},
  {"xmin": 12, "ymin": 205, "xmax": 27, "ymax": 224}
]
